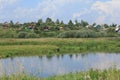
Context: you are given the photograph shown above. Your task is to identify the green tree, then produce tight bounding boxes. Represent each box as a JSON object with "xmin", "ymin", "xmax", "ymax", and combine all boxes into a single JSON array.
[
  {"xmin": 9, "ymin": 20, "xmax": 14, "ymax": 28},
  {"xmin": 92, "ymin": 22, "xmax": 96, "ymax": 27},
  {"xmin": 68, "ymin": 20, "xmax": 74, "ymax": 30},
  {"xmin": 75, "ymin": 19, "xmax": 81, "ymax": 28},
  {"xmin": 46, "ymin": 17, "xmax": 52, "ymax": 26},
  {"xmin": 45, "ymin": 17, "xmax": 55, "ymax": 29},
  {"xmin": 80, "ymin": 20, "xmax": 89, "ymax": 27},
  {"xmin": 103, "ymin": 24, "xmax": 109, "ymax": 28},
  {"xmin": 60, "ymin": 20, "xmax": 65, "ymax": 27},
  {"xmin": 37, "ymin": 19, "xmax": 43, "ymax": 27},
  {"xmin": 55, "ymin": 19, "xmax": 60, "ymax": 26}
]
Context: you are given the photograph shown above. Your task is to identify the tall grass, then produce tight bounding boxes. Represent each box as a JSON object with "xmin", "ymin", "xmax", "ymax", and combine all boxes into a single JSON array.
[
  {"xmin": 43, "ymin": 67, "xmax": 120, "ymax": 80},
  {"xmin": 57, "ymin": 30, "xmax": 119, "ymax": 38},
  {"xmin": 0, "ymin": 74, "xmax": 40, "ymax": 80},
  {"xmin": 0, "ymin": 28, "xmax": 16, "ymax": 38},
  {"xmin": 0, "ymin": 45, "xmax": 58, "ymax": 58}
]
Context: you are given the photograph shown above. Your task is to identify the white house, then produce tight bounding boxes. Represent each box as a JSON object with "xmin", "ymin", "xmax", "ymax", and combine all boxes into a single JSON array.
[{"xmin": 115, "ymin": 25, "xmax": 120, "ymax": 33}]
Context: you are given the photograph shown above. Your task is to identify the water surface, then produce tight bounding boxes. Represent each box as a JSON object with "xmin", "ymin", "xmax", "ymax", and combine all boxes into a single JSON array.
[{"xmin": 0, "ymin": 53, "xmax": 120, "ymax": 78}]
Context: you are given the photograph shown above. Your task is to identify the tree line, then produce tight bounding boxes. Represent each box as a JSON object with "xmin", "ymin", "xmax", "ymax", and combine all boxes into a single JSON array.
[{"xmin": 0, "ymin": 17, "xmax": 119, "ymax": 38}]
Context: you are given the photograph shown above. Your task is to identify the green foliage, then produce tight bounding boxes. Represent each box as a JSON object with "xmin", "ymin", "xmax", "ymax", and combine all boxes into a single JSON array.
[
  {"xmin": 68, "ymin": 20, "xmax": 74, "ymax": 29},
  {"xmin": 0, "ymin": 18, "xmax": 120, "ymax": 38},
  {"xmin": 57, "ymin": 29, "xmax": 120, "ymax": 38},
  {"xmin": 81, "ymin": 20, "xmax": 89, "ymax": 27},
  {"xmin": 57, "ymin": 30, "xmax": 104, "ymax": 38},
  {"xmin": 44, "ymin": 67, "xmax": 120, "ymax": 80},
  {"xmin": 39, "ymin": 31, "xmax": 60, "ymax": 37},
  {"xmin": 0, "ymin": 67, "xmax": 119, "ymax": 80},
  {"xmin": 17, "ymin": 31, "xmax": 28, "ymax": 38},
  {"xmin": 0, "ymin": 28, "xmax": 16, "ymax": 38},
  {"xmin": 0, "ymin": 74, "xmax": 40, "ymax": 80},
  {"xmin": 26, "ymin": 33, "xmax": 39, "ymax": 38},
  {"xmin": 0, "ymin": 38, "xmax": 120, "ymax": 58},
  {"xmin": 17, "ymin": 31, "xmax": 39, "ymax": 38}
]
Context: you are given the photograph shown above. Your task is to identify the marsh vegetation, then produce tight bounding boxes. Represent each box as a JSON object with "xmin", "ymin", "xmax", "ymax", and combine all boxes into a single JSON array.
[{"xmin": 0, "ymin": 38, "xmax": 120, "ymax": 58}]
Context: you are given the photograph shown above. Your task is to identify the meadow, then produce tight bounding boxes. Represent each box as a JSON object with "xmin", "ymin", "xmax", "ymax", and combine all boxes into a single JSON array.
[{"xmin": 0, "ymin": 37, "xmax": 120, "ymax": 58}]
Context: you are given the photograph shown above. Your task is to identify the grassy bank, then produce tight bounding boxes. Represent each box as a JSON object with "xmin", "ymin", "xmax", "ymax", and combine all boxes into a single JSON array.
[
  {"xmin": 0, "ymin": 68, "xmax": 120, "ymax": 80},
  {"xmin": 0, "ymin": 74, "xmax": 40, "ymax": 80},
  {"xmin": 43, "ymin": 67, "xmax": 120, "ymax": 80},
  {"xmin": 0, "ymin": 38, "xmax": 120, "ymax": 58}
]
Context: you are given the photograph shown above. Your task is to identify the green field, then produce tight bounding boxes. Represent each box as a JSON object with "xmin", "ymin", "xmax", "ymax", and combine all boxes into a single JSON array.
[{"xmin": 0, "ymin": 38, "xmax": 120, "ymax": 58}]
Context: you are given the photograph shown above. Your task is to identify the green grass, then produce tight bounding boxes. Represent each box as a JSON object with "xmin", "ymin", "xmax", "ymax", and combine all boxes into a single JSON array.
[
  {"xmin": 43, "ymin": 67, "xmax": 120, "ymax": 80},
  {"xmin": 0, "ymin": 38, "xmax": 120, "ymax": 58},
  {"xmin": 0, "ymin": 74, "xmax": 40, "ymax": 80}
]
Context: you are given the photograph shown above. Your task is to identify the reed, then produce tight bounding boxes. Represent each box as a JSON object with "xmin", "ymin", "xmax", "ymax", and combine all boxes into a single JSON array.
[{"xmin": 43, "ymin": 67, "xmax": 120, "ymax": 80}]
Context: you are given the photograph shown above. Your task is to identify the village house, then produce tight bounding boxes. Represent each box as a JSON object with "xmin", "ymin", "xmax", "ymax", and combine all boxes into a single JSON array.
[
  {"xmin": 28, "ymin": 22, "xmax": 35, "ymax": 29},
  {"xmin": 44, "ymin": 26, "xmax": 50, "ymax": 31},
  {"xmin": 59, "ymin": 27, "xmax": 64, "ymax": 31},
  {"xmin": 115, "ymin": 25, "xmax": 120, "ymax": 33},
  {"xmin": 2, "ymin": 22, "xmax": 9, "ymax": 29}
]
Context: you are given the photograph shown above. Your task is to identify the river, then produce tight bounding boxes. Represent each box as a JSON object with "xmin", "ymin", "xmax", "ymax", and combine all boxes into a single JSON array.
[{"xmin": 0, "ymin": 53, "xmax": 120, "ymax": 78}]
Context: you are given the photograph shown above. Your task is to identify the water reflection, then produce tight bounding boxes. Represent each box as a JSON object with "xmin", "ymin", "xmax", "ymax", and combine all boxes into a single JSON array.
[{"xmin": 0, "ymin": 53, "xmax": 120, "ymax": 78}]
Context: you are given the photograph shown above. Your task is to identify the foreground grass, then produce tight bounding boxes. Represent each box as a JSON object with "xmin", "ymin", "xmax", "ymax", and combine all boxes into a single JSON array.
[
  {"xmin": 0, "ymin": 38, "xmax": 120, "ymax": 58},
  {"xmin": 43, "ymin": 67, "xmax": 120, "ymax": 80},
  {"xmin": 0, "ymin": 68, "xmax": 120, "ymax": 80},
  {"xmin": 0, "ymin": 74, "xmax": 40, "ymax": 80}
]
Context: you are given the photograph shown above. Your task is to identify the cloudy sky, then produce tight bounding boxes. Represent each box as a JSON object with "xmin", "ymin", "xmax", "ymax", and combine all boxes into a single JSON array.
[{"xmin": 0, "ymin": 0, "xmax": 120, "ymax": 24}]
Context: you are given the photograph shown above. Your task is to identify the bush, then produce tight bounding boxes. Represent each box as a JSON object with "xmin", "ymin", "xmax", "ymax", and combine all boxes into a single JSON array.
[
  {"xmin": 17, "ymin": 31, "xmax": 28, "ymax": 38},
  {"xmin": 57, "ymin": 30, "xmax": 116, "ymax": 38},
  {"xmin": 0, "ymin": 28, "xmax": 16, "ymax": 38},
  {"xmin": 26, "ymin": 33, "xmax": 39, "ymax": 38},
  {"xmin": 39, "ymin": 31, "xmax": 59, "ymax": 37}
]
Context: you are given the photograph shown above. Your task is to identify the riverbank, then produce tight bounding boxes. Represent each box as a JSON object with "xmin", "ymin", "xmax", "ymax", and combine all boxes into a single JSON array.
[
  {"xmin": 42, "ymin": 67, "xmax": 120, "ymax": 80},
  {"xmin": 0, "ymin": 38, "xmax": 120, "ymax": 58},
  {"xmin": 0, "ymin": 67, "xmax": 119, "ymax": 80}
]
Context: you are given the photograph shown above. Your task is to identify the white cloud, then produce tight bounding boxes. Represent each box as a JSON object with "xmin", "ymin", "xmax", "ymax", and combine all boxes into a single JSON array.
[
  {"xmin": 0, "ymin": 0, "xmax": 17, "ymax": 9},
  {"xmin": 95, "ymin": 16, "xmax": 106, "ymax": 24},
  {"xmin": 92, "ymin": 0, "xmax": 120, "ymax": 24},
  {"xmin": 9, "ymin": 0, "xmax": 87, "ymax": 22},
  {"xmin": 73, "ymin": 9, "xmax": 89, "ymax": 19},
  {"xmin": 31, "ymin": 0, "xmax": 87, "ymax": 19},
  {"xmin": 0, "ymin": 0, "xmax": 120, "ymax": 24},
  {"xmin": 72, "ymin": 0, "xmax": 120, "ymax": 24}
]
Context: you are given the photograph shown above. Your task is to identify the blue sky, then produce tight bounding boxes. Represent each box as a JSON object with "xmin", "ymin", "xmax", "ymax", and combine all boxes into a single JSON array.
[{"xmin": 0, "ymin": 0, "xmax": 120, "ymax": 24}]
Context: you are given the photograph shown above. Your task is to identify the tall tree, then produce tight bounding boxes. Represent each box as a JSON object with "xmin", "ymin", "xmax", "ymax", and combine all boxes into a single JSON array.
[
  {"xmin": 68, "ymin": 20, "xmax": 74, "ymax": 29},
  {"xmin": 103, "ymin": 24, "xmax": 109, "ymax": 28},
  {"xmin": 60, "ymin": 20, "xmax": 65, "ymax": 27},
  {"xmin": 80, "ymin": 20, "xmax": 89, "ymax": 27},
  {"xmin": 36, "ymin": 19, "xmax": 43, "ymax": 27},
  {"xmin": 45, "ymin": 17, "xmax": 55, "ymax": 27},
  {"xmin": 92, "ymin": 22, "xmax": 96, "ymax": 27},
  {"xmin": 75, "ymin": 19, "xmax": 80, "ymax": 27},
  {"xmin": 55, "ymin": 19, "xmax": 60, "ymax": 26},
  {"xmin": 9, "ymin": 20, "xmax": 14, "ymax": 28}
]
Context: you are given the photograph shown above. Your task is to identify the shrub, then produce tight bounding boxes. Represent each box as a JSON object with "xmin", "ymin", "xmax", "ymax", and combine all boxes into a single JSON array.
[
  {"xmin": 26, "ymin": 33, "xmax": 39, "ymax": 38},
  {"xmin": 39, "ymin": 31, "xmax": 59, "ymax": 37},
  {"xmin": 17, "ymin": 31, "xmax": 28, "ymax": 38},
  {"xmin": 57, "ymin": 30, "xmax": 116, "ymax": 38},
  {"xmin": 0, "ymin": 28, "xmax": 16, "ymax": 38}
]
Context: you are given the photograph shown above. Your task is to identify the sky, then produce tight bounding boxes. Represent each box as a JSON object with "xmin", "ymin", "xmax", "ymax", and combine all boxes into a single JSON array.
[{"xmin": 0, "ymin": 0, "xmax": 120, "ymax": 24}]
